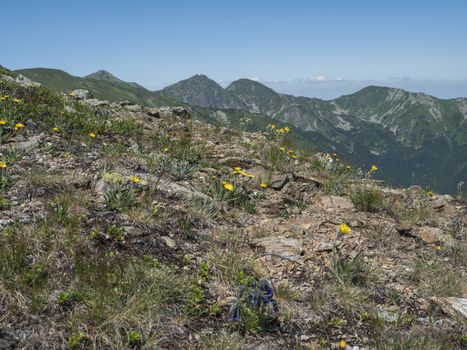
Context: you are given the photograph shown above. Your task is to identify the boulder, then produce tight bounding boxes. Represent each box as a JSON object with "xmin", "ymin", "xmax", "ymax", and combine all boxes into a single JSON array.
[{"xmin": 320, "ymin": 195, "xmax": 355, "ymax": 210}]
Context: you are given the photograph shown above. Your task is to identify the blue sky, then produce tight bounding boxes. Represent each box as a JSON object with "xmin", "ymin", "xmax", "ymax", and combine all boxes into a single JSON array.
[{"xmin": 2, "ymin": 0, "xmax": 467, "ymax": 98}]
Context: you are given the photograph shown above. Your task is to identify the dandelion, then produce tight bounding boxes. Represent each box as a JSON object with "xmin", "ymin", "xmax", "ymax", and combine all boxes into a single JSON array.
[
  {"xmin": 234, "ymin": 166, "xmax": 242, "ymax": 172},
  {"xmin": 284, "ymin": 126, "xmax": 290, "ymax": 132},
  {"xmin": 371, "ymin": 165, "xmax": 378, "ymax": 172},
  {"xmin": 339, "ymin": 339, "xmax": 346, "ymax": 349},
  {"xmin": 0, "ymin": 161, "xmax": 7, "ymax": 168},
  {"xmin": 268, "ymin": 124, "xmax": 276, "ymax": 129},
  {"xmin": 13, "ymin": 98, "xmax": 21, "ymax": 103},
  {"xmin": 0, "ymin": 95, "xmax": 8, "ymax": 101},
  {"xmin": 221, "ymin": 180, "xmax": 234, "ymax": 191},
  {"xmin": 427, "ymin": 191, "xmax": 434, "ymax": 196},
  {"xmin": 279, "ymin": 146, "xmax": 286, "ymax": 151},
  {"xmin": 435, "ymin": 245, "xmax": 441, "ymax": 251},
  {"xmin": 287, "ymin": 149, "xmax": 294, "ymax": 154},
  {"xmin": 163, "ymin": 147, "xmax": 169, "ymax": 153},
  {"xmin": 88, "ymin": 132, "xmax": 97, "ymax": 138},
  {"xmin": 14, "ymin": 122, "xmax": 25, "ymax": 130},
  {"xmin": 0, "ymin": 119, "xmax": 7, "ymax": 125},
  {"xmin": 52, "ymin": 127, "xmax": 60, "ymax": 132},
  {"xmin": 260, "ymin": 183, "xmax": 268, "ymax": 189},
  {"xmin": 211, "ymin": 175, "xmax": 217, "ymax": 180},
  {"xmin": 131, "ymin": 176, "xmax": 141, "ymax": 184},
  {"xmin": 290, "ymin": 155, "xmax": 297, "ymax": 159},
  {"xmin": 338, "ymin": 223, "xmax": 352, "ymax": 235}
]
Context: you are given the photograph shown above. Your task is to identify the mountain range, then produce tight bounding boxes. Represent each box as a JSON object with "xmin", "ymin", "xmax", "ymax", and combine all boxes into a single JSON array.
[{"xmin": 15, "ymin": 67, "xmax": 467, "ymax": 194}]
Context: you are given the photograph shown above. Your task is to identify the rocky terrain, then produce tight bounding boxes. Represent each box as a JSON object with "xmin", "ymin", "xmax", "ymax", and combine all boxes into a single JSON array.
[{"xmin": 0, "ymin": 68, "xmax": 466, "ymax": 349}]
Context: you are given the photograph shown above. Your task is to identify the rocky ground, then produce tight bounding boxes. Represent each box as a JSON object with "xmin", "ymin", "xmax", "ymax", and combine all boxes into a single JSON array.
[{"xmin": 0, "ymin": 69, "xmax": 466, "ymax": 349}]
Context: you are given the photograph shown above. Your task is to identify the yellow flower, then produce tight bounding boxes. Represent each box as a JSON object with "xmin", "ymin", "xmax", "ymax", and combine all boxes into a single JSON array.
[
  {"xmin": 14, "ymin": 122, "xmax": 25, "ymax": 130},
  {"xmin": 290, "ymin": 155, "xmax": 297, "ymax": 159},
  {"xmin": 163, "ymin": 147, "xmax": 169, "ymax": 153},
  {"xmin": 0, "ymin": 161, "xmax": 7, "ymax": 168},
  {"xmin": 435, "ymin": 245, "xmax": 441, "ymax": 251},
  {"xmin": 52, "ymin": 127, "xmax": 60, "ymax": 132},
  {"xmin": 234, "ymin": 166, "xmax": 242, "ymax": 173},
  {"xmin": 371, "ymin": 165, "xmax": 378, "ymax": 172},
  {"xmin": 131, "ymin": 176, "xmax": 141, "ymax": 184},
  {"xmin": 221, "ymin": 181, "xmax": 234, "ymax": 191},
  {"xmin": 69, "ymin": 91, "xmax": 76, "ymax": 97},
  {"xmin": 284, "ymin": 126, "xmax": 290, "ymax": 132},
  {"xmin": 346, "ymin": 165, "xmax": 351, "ymax": 169},
  {"xmin": 279, "ymin": 147, "xmax": 286, "ymax": 151},
  {"xmin": 427, "ymin": 191, "xmax": 434, "ymax": 196},
  {"xmin": 338, "ymin": 223, "xmax": 352, "ymax": 235},
  {"xmin": 260, "ymin": 183, "xmax": 268, "ymax": 189},
  {"xmin": 268, "ymin": 124, "xmax": 276, "ymax": 129},
  {"xmin": 13, "ymin": 98, "xmax": 21, "ymax": 103},
  {"xmin": 287, "ymin": 149, "xmax": 294, "ymax": 154},
  {"xmin": 246, "ymin": 173, "xmax": 255, "ymax": 179},
  {"xmin": 277, "ymin": 128, "xmax": 285, "ymax": 134},
  {"xmin": 0, "ymin": 119, "xmax": 7, "ymax": 125},
  {"xmin": 339, "ymin": 339, "xmax": 346, "ymax": 349},
  {"xmin": 211, "ymin": 175, "xmax": 217, "ymax": 180},
  {"xmin": 88, "ymin": 132, "xmax": 97, "ymax": 138},
  {"xmin": 332, "ymin": 153, "xmax": 337, "ymax": 157}
]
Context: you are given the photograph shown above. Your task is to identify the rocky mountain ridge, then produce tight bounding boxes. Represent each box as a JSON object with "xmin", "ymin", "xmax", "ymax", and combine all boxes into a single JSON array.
[{"xmin": 15, "ymin": 67, "xmax": 467, "ymax": 195}]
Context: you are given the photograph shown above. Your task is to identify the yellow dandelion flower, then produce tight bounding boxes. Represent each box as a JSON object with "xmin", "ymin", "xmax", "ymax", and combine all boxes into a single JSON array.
[
  {"xmin": 52, "ymin": 127, "xmax": 60, "ymax": 132},
  {"xmin": 427, "ymin": 191, "xmax": 434, "ymax": 196},
  {"xmin": 371, "ymin": 165, "xmax": 378, "ymax": 172},
  {"xmin": 284, "ymin": 126, "xmax": 290, "ymax": 132},
  {"xmin": 0, "ymin": 161, "xmax": 7, "ymax": 168},
  {"xmin": 435, "ymin": 245, "xmax": 441, "ymax": 251},
  {"xmin": 290, "ymin": 154, "xmax": 297, "ymax": 159},
  {"xmin": 88, "ymin": 132, "xmax": 97, "ymax": 138},
  {"xmin": 163, "ymin": 147, "xmax": 169, "ymax": 153},
  {"xmin": 0, "ymin": 119, "xmax": 7, "ymax": 125},
  {"xmin": 260, "ymin": 183, "xmax": 268, "ymax": 189},
  {"xmin": 222, "ymin": 181, "xmax": 234, "ymax": 191},
  {"xmin": 269, "ymin": 124, "xmax": 276, "ymax": 129},
  {"xmin": 13, "ymin": 98, "xmax": 21, "ymax": 103},
  {"xmin": 339, "ymin": 339, "xmax": 346, "ymax": 349},
  {"xmin": 131, "ymin": 176, "xmax": 141, "ymax": 184},
  {"xmin": 69, "ymin": 91, "xmax": 76, "ymax": 97},
  {"xmin": 280, "ymin": 147, "xmax": 286, "ymax": 151},
  {"xmin": 246, "ymin": 173, "xmax": 255, "ymax": 179},
  {"xmin": 234, "ymin": 166, "xmax": 242, "ymax": 172},
  {"xmin": 287, "ymin": 149, "xmax": 294, "ymax": 154},
  {"xmin": 211, "ymin": 175, "xmax": 217, "ymax": 180},
  {"xmin": 14, "ymin": 122, "xmax": 25, "ymax": 130},
  {"xmin": 338, "ymin": 223, "xmax": 352, "ymax": 235}
]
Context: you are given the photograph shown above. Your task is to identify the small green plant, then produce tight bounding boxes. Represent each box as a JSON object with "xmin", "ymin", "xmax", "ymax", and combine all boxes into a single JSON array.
[
  {"xmin": 107, "ymin": 224, "xmax": 124, "ymax": 242},
  {"xmin": 229, "ymin": 278, "xmax": 278, "ymax": 333},
  {"xmin": 104, "ymin": 188, "xmax": 136, "ymax": 211},
  {"xmin": 327, "ymin": 248, "xmax": 367, "ymax": 286},
  {"xmin": 350, "ymin": 185, "xmax": 384, "ymax": 212},
  {"xmin": 127, "ymin": 330, "xmax": 142, "ymax": 347},
  {"xmin": 205, "ymin": 180, "xmax": 255, "ymax": 213},
  {"xmin": 68, "ymin": 332, "xmax": 86, "ymax": 349}
]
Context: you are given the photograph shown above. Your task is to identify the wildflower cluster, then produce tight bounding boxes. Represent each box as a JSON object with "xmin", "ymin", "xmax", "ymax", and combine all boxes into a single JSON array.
[
  {"xmin": 338, "ymin": 223, "xmax": 352, "ymax": 235},
  {"xmin": 233, "ymin": 166, "xmax": 255, "ymax": 179},
  {"xmin": 267, "ymin": 123, "xmax": 290, "ymax": 135},
  {"xmin": 229, "ymin": 278, "xmax": 278, "ymax": 330}
]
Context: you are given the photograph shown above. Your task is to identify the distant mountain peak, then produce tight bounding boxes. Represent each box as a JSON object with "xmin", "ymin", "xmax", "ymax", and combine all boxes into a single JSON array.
[{"xmin": 85, "ymin": 70, "xmax": 122, "ymax": 83}]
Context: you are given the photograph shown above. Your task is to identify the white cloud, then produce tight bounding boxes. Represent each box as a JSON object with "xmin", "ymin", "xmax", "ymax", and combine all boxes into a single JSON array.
[{"xmin": 313, "ymin": 74, "xmax": 328, "ymax": 81}]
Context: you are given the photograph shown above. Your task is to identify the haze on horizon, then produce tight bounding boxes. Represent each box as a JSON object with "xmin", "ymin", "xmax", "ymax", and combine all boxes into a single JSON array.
[{"xmin": 2, "ymin": 0, "xmax": 467, "ymax": 99}]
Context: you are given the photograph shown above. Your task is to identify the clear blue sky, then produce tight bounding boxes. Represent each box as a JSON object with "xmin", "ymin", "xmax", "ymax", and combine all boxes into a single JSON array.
[{"xmin": 2, "ymin": 0, "xmax": 467, "ymax": 98}]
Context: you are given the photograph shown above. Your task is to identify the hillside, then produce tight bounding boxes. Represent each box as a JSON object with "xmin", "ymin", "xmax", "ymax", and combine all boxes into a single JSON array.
[
  {"xmin": 1, "ymin": 66, "xmax": 466, "ymax": 349},
  {"xmin": 16, "ymin": 68, "xmax": 467, "ymax": 195},
  {"xmin": 15, "ymin": 68, "xmax": 177, "ymax": 107}
]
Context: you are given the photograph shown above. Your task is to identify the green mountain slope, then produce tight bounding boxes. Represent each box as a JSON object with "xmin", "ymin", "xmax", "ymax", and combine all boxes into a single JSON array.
[
  {"xmin": 14, "ymin": 66, "xmax": 467, "ymax": 194},
  {"xmin": 15, "ymin": 68, "xmax": 177, "ymax": 107}
]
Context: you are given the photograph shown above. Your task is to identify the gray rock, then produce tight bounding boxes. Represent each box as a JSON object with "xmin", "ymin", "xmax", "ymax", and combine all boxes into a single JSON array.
[
  {"xmin": 431, "ymin": 197, "xmax": 448, "ymax": 209},
  {"xmin": 161, "ymin": 236, "xmax": 177, "ymax": 248},
  {"xmin": 254, "ymin": 237, "xmax": 303, "ymax": 263},
  {"xmin": 270, "ymin": 174, "xmax": 290, "ymax": 190},
  {"xmin": 314, "ymin": 242, "xmax": 334, "ymax": 252},
  {"xmin": 433, "ymin": 297, "xmax": 467, "ymax": 320},
  {"xmin": 320, "ymin": 195, "xmax": 355, "ymax": 210},
  {"xmin": 0, "ymin": 133, "xmax": 44, "ymax": 152},
  {"xmin": 70, "ymin": 89, "xmax": 92, "ymax": 100}
]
